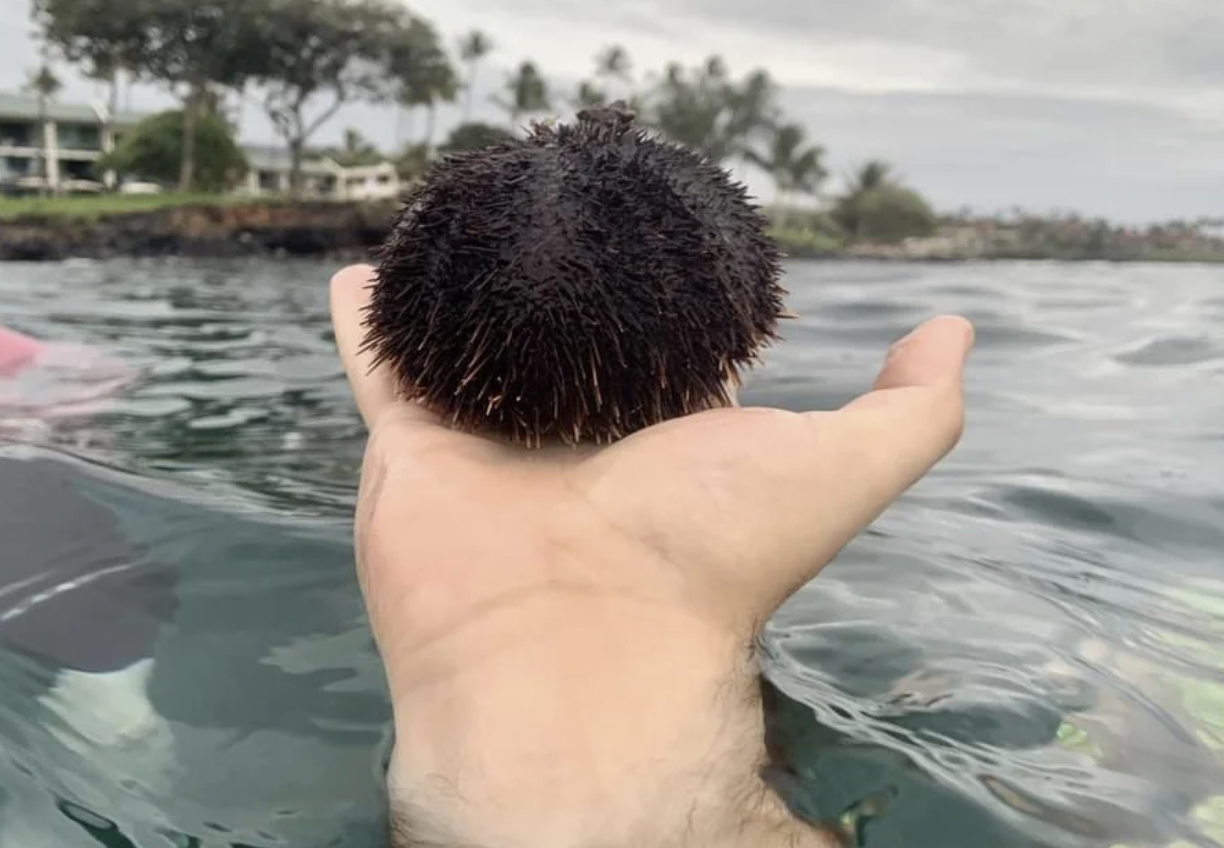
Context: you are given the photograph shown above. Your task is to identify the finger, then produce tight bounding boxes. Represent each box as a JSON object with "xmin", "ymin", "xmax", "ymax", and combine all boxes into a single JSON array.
[
  {"xmin": 707, "ymin": 315, "xmax": 973, "ymax": 614},
  {"xmin": 817, "ymin": 313, "xmax": 974, "ymax": 510},
  {"xmin": 329, "ymin": 264, "xmax": 402, "ymax": 430},
  {"xmin": 861, "ymin": 314, "xmax": 974, "ymax": 397}
]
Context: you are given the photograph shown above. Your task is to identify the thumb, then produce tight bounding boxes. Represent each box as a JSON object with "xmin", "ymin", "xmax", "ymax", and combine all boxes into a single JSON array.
[
  {"xmin": 835, "ymin": 314, "xmax": 975, "ymax": 490},
  {"xmin": 723, "ymin": 314, "xmax": 974, "ymax": 616},
  {"xmin": 864, "ymin": 314, "xmax": 974, "ymax": 398}
]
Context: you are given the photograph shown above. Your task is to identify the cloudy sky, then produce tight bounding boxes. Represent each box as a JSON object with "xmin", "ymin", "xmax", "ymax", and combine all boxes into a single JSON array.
[{"xmin": 2, "ymin": 0, "xmax": 1222, "ymax": 222}]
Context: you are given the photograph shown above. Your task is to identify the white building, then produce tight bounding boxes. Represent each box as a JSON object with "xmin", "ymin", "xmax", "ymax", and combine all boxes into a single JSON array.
[
  {"xmin": 0, "ymin": 90, "xmax": 406, "ymax": 200},
  {"xmin": 0, "ymin": 91, "xmax": 143, "ymax": 192},
  {"xmin": 240, "ymin": 145, "xmax": 404, "ymax": 201}
]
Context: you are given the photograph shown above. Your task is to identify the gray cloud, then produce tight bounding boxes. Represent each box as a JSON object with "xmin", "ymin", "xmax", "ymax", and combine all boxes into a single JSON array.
[
  {"xmin": 419, "ymin": 0, "xmax": 1224, "ymax": 93},
  {"xmin": 778, "ymin": 85, "xmax": 1224, "ymax": 219},
  {"xmin": 644, "ymin": 0, "xmax": 1224, "ymax": 94}
]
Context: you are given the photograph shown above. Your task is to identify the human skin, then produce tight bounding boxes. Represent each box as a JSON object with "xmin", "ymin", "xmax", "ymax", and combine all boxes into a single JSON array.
[{"xmin": 330, "ymin": 264, "xmax": 975, "ymax": 847}]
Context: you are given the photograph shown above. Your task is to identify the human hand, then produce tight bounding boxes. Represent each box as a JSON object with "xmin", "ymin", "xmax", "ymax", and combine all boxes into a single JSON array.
[{"xmin": 331, "ymin": 264, "xmax": 974, "ymax": 847}]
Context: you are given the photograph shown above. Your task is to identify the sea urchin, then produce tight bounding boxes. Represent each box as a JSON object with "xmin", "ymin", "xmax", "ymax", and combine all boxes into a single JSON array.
[{"xmin": 363, "ymin": 102, "xmax": 787, "ymax": 448}]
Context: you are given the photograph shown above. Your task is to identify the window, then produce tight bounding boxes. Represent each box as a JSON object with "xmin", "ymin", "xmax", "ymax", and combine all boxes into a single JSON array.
[
  {"xmin": 58, "ymin": 123, "xmax": 102, "ymax": 151},
  {"xmin": 0, "ymin": 121, "xmax": 36, "ymax": 148},
  {"xmin": 0, "ymin": 156, "xmax": 32, "ymax": 177}
]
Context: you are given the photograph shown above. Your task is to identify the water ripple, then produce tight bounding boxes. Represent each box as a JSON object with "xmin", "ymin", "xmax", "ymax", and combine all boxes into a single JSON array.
[{"xmin": 0, "ymin": 258, "xmax": 1221, "ymax": 847}]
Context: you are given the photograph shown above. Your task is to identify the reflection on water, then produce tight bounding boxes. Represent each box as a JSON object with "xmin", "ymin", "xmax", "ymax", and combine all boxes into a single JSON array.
[{"xmin": 1, "ymin": 257, "xmax": 1222, "ymax": 847}]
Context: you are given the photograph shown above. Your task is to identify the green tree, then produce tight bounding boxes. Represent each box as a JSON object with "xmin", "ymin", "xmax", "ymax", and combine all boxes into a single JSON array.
[
  {"xmin": 439, "ymin": 121, "xmax": 515, "ymax": 154},
  {"xmin": 596, "ymin": 45, "xmax": 631, "ymax": 80},
  {"xmin": 389, "ymin": 18, "xmax": 459, "ymax": 153},
  {"xmin": 643, "ymin": 56, "xmax": 778, "ymax": 163},
  {"xmin": 849, "ymin": 160, "xmax": 892, "ymax": 194},
  {"xmin": 745, "ymin": 122, "xmax": 826, "ymax": 225},
  {"xmin": 254, "ymin": 0, "xmax": 407, "ymax": 197},
  {"xmin": 326, "ymin": 128, "xmax": 383, "ymax": 167},
  {"xmin": 832, "ymin": 160, "xmax": 894, "ymax": 239},
  {"xmin": 457, "ymin": 29, "xmax": 494, "ymax": 121},
  {"xmin": 833, "ymin": 162, "xmax": 937, "ymax": 243},
  {"xmin": 97, "ymin": 109, "xmax": 248, "ymax": 192},
  {"xmin": 570, "ymin": 80, "xmax": 608, "ymax": 111},
  {"xmin": 395, "ymin": 142, "xmax": 430, "ymax": 179},
  {"xmin": 852, "ymin": 185, "xmax": 938, "ymax": 243},
  {"xmin": 595, "ymin": 44, "xmax": 632, "ymax": 88},
  {"xmin": 141, "ymin": 0, "xmax": 268, "ymax": 192},
  {"xmin": 34, "ymin": 0, "xmax": 267, "ymax": 191},
  {"xmin": 31, "ymin": 0, "xmax": 142, "ymax": 92},
  {"xmin": 494, "ymin": 61, "xmax": 551, "ymax": 126}
]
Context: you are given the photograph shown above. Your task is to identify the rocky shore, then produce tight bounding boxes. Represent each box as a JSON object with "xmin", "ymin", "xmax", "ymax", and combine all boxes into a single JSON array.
[
  {"xmin": 0, "ymin": 200, "xmax": 400, "ymax": 262},
  {"xmin": 8, "ymin": 200, "xmax": 1213, "ymax": 265}
]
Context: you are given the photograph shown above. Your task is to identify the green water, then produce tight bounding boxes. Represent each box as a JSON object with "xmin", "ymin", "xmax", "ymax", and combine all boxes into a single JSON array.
[{"xmin": 2, "ymin": 258, "xmax": 1223, "ymax": 847}]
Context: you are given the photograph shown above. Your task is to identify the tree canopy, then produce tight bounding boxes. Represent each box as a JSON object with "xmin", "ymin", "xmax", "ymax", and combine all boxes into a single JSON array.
[
  {"xmin": 98, "ymin": 109, "xmax": 248, "ymax": 192},
  {"xmin": 30, "ymin": 1, "xmax": 942, "ymax": 246},
  {"xmin": 833, "ymin": 162, "xmax": 938, "ymax": 243},
  {"xmin": 645, "ymin": 57, "xmax": 779, "ymax": 164},
  {"xmin": 252, "ymin": 0, "xmax": 412, "ymax": 195},
  {"xmin": 34, "ymin": 0, "xmax": 267, "ymax": 190},
  {"xmin": 439, "ymin": 121, "xmax": 515, "ymax": 153}
]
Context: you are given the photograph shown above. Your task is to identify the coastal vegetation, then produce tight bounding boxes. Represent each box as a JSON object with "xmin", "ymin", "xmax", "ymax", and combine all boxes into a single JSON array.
[
  {"xmin": 97, "ymin": 110, "xmax": 248, "ymax": 193},
  {"xmin": 0, "ymin": 192, "xmax": 260, "ymax": 222},
  {"xmin": 22, "ymin": 0, "xmax": 936, "ymax": 250},
  {"xmin": 10, "ymin": 0, "xmax": 1224, "ymax": 263}
]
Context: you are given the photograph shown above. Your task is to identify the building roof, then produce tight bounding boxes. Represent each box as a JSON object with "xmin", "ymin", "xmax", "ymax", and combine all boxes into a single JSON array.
[
  {"xmin": 242, "ymin": 144, "xmax": 339, "ymax": 175},
  {"xmin": 0, "ymin": 91, "xmax": 144, "ymax": 127}
]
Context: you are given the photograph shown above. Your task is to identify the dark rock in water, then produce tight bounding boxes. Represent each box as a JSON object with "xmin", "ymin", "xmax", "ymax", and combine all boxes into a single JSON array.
[
  {"xmin": 0, "ymin": 200, "xmax": 397, "ymax": 263},
  {"xmin": 365, "ymin": 104, "xmax": 787, "ymax": 447}
]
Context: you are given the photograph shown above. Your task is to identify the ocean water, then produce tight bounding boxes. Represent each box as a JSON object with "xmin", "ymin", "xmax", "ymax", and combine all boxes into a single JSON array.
[{"xmin": 1, "ymin": 257, "xmax": 1222, "ymax": 848}]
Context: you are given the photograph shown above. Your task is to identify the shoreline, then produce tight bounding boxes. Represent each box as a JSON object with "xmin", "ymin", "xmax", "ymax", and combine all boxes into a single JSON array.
[
  {"xmin": 3, "ymin": 199, "xmax": 1223, "ymax": 264},
  {"xmin": 0, "ymin": 199, "xmax": 396, "ymax": 263}
]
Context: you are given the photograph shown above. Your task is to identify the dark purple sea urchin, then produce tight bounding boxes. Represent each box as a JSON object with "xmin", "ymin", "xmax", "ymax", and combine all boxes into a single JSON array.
[{"xmin": 363, "ymin": 102, "xmax": 787, "ymax": 448}]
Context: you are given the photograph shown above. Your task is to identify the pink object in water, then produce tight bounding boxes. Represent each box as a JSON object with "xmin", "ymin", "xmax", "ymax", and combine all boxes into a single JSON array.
[
  {"xmin": 0, "ymin": 326, "xmax": 136, "ymax": 418},
  {"xmin": 0, "ymin": 326, "xmax": 43, "ymax": 376}
]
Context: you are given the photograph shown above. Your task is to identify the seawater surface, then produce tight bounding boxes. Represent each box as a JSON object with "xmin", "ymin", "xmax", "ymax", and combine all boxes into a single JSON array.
[{"xmin": 1, "ymin": 258, "xmax": 1222, "ymax": 848}]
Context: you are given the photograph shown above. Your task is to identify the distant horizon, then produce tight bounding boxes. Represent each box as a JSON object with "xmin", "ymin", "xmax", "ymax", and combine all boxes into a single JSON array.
[{"xmin": 2, "ymin": 0, "xmax": 1222, "ymax": 225}]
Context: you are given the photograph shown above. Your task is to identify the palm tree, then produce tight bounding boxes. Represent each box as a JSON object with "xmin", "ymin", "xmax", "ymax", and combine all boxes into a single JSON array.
[
  {"xmin": 423, "ymin": 68, "xmax": 459, "ymax": 152},
  {"xmin": 495, "ymin": 61, "xmax": 551, "ymax": 126},
  {"xmin": 24, "ymin": 58, "xmax": 62, "ymax": 195},
  {"xmin": 595, "ymin": 44, "xmax": 632, "ymax": 85},
  {"xmin": 745, "ymin": 122, "xmax": 827, "ymax": 226},
  {"xmin": 711, "ymin": 68, "xmax": 780, "ymax": 167},
  {"xmin": 833, "ymin": 160, "xmax": 901, "ymax": 241},
  {"xmin": 646, "ymin": 56, "xmax": 775, "ymax": 164},
  {"xmin": 330, "ymin": 128, "xmax": 381, "ymax": 167},
  {"xmin": 848, "ymin": 160, "xmax": 892, "ymax": 194},
  {"xmin": 397, "ymin": 63, "xmax": 458, "ymax": 152},
  {"xmin": 591, "ymin": 45, "xmax": 634, "ymax": 106},
  {"xmin": 570, "ymin": 80, "xmax": 607, "ymax": 111},
  {"xmin": 458, "ymin": 30, "xmax": 494, "ymax": 121},
  {"xmin": 389, "ymin": 20, "xmax": 460, "ymax": 156}
]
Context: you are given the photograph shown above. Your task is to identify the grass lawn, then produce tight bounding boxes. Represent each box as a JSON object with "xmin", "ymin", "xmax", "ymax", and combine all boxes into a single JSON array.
[{"xmin": 0, "ymin": 192, "xmax": 291, "ymax": 222}]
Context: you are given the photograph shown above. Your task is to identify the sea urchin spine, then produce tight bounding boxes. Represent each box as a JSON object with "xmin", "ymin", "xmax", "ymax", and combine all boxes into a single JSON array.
[{"xmin": 363, "ymin": 102, "xmax": 787, "ymax": 448}]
